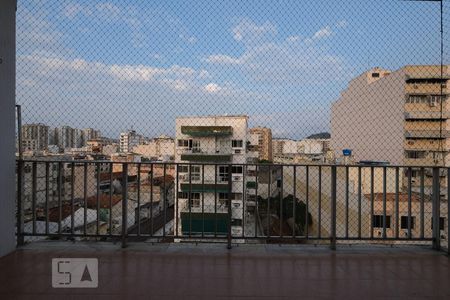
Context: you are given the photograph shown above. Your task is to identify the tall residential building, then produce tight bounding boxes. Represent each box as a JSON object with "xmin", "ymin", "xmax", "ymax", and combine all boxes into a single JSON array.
[
  {"xmin": 21, "ymin": 123, "xmax": 49, "ymax": 151},
  {"xmin": 175, "ymin": 115, "xmax": 249, "ymax": 237},
  {"xmin": 56, "ymin": 126, "xmax": 74, "ymax": 149},
  {"xmin": 331, "ymin": 65, "xmax": 449, "ymax": 185},
  {"xmin": 248, "ymin": 127, "xmax": 273, "ymax": 161},
  {"xmin": 119, "ymin": 130, "xmax": 144, "ymax": 153},
  {"xmin": 72, "ymin": 128, "xmax": 84, "ymax": 148},
  {"xmin": 83, "ymin": 128, "xmax": 100, "ymax": 143}
]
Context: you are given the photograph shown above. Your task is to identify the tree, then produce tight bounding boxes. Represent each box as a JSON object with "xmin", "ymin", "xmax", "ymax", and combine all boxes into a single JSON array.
[{"xmin": 257, "ymin": 194, "xmax": 312, "ymax": 235}]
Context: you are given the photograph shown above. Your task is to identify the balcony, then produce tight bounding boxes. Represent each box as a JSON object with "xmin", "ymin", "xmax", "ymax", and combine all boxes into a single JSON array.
[
  {"xmin": 405, "ymin": 130, "xmax": 450, "ymax": 139},
  {"xmin": 404, "ymin": 139, "xmax": 448, "ymax": 151},
  {"xmin": 180, "ymin": 153, "xmax": 232, "ymax": 162},
  {"xmin": 181, "ymin": 126, "xmax": 233, "ymax": 137},
  {"xmin": 405, "ymin": 83, "xmax": 448, "ymax": 94},
  {"xmin": 404, "ymin": 111, "xmax": 450, "ymax": 120},
  {"xmin": 16, "ymin": 159, "xmax": 449, "ymax": 245},
  {"xmin": 10, "ymin": 158, "xmax": 450, "ymax": 298},
  {"xmin": 403, "ymin": 157, "xmax": 440, "ymax": 166}
]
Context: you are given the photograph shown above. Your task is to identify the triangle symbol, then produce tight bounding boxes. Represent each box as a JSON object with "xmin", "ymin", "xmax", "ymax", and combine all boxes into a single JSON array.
[{"xmin": 80, "ymin": 265, "xmax": 92, "ymax": 282}]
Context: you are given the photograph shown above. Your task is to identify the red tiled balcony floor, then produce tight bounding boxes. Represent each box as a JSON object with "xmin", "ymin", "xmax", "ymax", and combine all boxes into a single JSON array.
[{"xmin": 0, "ymin": 242, "xmax": 449, "ymax": 299}]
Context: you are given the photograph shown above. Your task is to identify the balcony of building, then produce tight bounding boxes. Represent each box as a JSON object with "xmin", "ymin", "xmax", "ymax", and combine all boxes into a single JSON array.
[
  {"xmin": 180, "ymin": 153, "xmax": 232, "ymax": 163},
  {"xmin": 404, "ymin": 130, "xmax": 450, "ymax": 139},
  {"xmin": 7, "ymin": 157, "xmax": 450, "ymax": 298},
  {"xmin": 180, "ymin": 126, "xmax": 233, "ymax": 137},
  {"xmin": 404, "ymin": 139, "xmax": 449, "ymax": 151},
  {"xmin": 404, "ymin": 111, "xmax": 450, "ymax": 120}
]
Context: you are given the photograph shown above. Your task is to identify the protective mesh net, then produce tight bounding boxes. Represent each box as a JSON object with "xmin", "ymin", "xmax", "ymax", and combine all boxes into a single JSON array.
[{"xmin": 15, "ymin": 0, "xmax": 449, "ymax": 246}]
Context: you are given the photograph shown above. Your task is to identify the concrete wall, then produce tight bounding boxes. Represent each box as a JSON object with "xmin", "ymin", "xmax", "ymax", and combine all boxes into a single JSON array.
[
  {"xmin": 331, "ymin": 68, "xmax": 405, "ymax": 164},
  {"xmin": 0, "ymin": 0, "xmax": 16, "ymax": 257}
]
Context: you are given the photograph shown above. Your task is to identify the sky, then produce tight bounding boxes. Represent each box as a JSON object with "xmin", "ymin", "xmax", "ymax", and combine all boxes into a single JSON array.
[{"xmin": 16, "ymin": 0, "xmax": 449, "ymax": 139}]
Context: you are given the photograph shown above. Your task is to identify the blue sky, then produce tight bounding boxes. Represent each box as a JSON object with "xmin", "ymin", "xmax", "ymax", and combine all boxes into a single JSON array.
[{"xmin": 17, "ymin": 0, "xmax": 448, "ymax": 139}]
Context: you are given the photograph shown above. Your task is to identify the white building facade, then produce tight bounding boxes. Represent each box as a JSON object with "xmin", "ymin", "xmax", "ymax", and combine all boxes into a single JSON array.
[{"xmin": 175, "ymin": 115, "xmax": 250, "ymax": 238}]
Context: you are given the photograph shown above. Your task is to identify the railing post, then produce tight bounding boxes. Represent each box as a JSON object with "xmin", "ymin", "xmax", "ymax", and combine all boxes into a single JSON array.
[
  {"xmin": 447, "ymin": 168, "xmax": 450, "ymax": 255},
  {"xmin": 330, "ymin": 165, "xmax": 337, "ymax": 250},
  {"xmin": 432, "ymin": 167, "xmax": 441, "ymax": 251},
  {"xmin": 227, "ymin": 163, "xmax": 232, "ymax": 250},
  {"xmin": 121, "ymin": 163, "xmax": 128, "ymax": 248},
  {"xmin": 16, "ymin": 105, "xmax": 24, "ymax": 247},
  {"xmin": 16, "ymin": 159, "xmax": 24, "ymax": 246}
]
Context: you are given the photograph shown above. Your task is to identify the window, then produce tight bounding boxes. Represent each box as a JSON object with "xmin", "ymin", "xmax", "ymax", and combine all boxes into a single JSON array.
[
  {"xmin": 400, "ymin": 216, "xmax": 415, "ymax": 229},
  {"xmin": 178, "ymin": 165, "xmax": 189, "ymax": 173},
  {"xmin": 178, "ymin": 139, "xmax": 201, "ymax": 151},
  {"xmin": 372, "ymin": 72, "xmax": 380, "ymax": 78},
  {"xmin": 372, "ymin": 215, "xmax": 391, "ymax": 228},
  {"xmin": 218, "ymin": 193, "xmax": 242, "ymax": 201},
  {"xmin": 190, "ymin": 165, "xmax": 201, "ymax": 181},
  {"xmin": 191, "ymin": 140, "xmax": 201, "ymax": 152},
  {"xmin": 231, "ymin": 219, "xmax": 243, "ymax": 226},
  {"xmin": 407, "ymin": 95, "xmax": 427, "ymax": 104},
  {"xmin": 218, "ymin": 166, "xmax": 229, "ymax": 182},
  {"xmin": 178, "ymin": 192, "xmax": 188, "ymax": 199},
  {"xmin": 178, "ymin": 139, "xmax": 189, "ymax": 147},
  {"xmin": 232, "ymin": 193, "xmax": 242, "ymax": 200},
  {"xmin": 178, "ymin": 192, "xmax": 200, "ymax": 199},
  {"xmin": 430, "ymin": 95, "xmax": 447, "ymax": 103},
  {"xmin": 405, "ymin": 151, "xmax": 426, "ymax": 159},
  {"xmin": 431, "ymin": 217, "xmax": 445, "ymax": 230},
  {"xmin": 218, "ymin": 193, "xmax": 228, "ymax": 207},
  {"xmin": 219, "ymin": 193, "xmax": 228, "ymax": 200},
  {"xmin": 231, "ymin": 166, "xmax": 243, "ymax": 174},
  {"xmin": 232, "ymin": 140, "xmax": 243, "ymax": 148}
]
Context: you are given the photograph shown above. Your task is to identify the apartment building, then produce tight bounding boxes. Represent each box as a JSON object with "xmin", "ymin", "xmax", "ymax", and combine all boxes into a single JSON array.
[
  {"xmin": 331, "ymin": 65, "xmax": 450, "ymax": 186},
  {"xmin": 21, "ymin": 123, "xmax": 49, "ymax": 151},
  {"xmin": 132, "ymin": 135, "xmax": 175, "ymax": 160},
  {"xmin": 119, "ymin": 130, "xmax": 144, "ymax": 153},
  {"xmin": 248, "ymin": 127, "xmax": 273, "ymax": 161},
  {"xmin": 83, "ymin": 128, "xmax": 101, "ymax": 142},
  {"xmin": 175, "ymin": 115, "xmax": 249, "ymax": 237}
]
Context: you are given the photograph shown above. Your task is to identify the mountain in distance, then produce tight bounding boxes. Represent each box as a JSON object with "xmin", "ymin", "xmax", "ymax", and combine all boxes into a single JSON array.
[{"xmin": 306, "ymin": 132, "xmax": 330, "ymax": 139}]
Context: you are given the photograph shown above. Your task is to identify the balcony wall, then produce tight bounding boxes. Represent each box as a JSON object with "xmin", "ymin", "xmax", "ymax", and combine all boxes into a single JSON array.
[
  {"xmin": 181, "ymin": 126, "xmax": 233, "ymax": 137},
  {"xmin": 180, "ymin": 153, "xmax": 232, "ymax": 163}
]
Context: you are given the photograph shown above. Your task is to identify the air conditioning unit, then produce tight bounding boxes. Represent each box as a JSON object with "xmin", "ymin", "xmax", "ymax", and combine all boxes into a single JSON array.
[
  {"xmin": 402, "ymin": 230, "xmax": 409, "ymax": 237},
  {"xmin": 375, "ymin": 230, "xmax": 382, "ymax": 237},
  {"xmin": 232, "ymin": 176, "xmax": 242, "ymax": 182},
  {"xmin": 234, "ymin": 149, "xmax": 242, "ymax": 154}
]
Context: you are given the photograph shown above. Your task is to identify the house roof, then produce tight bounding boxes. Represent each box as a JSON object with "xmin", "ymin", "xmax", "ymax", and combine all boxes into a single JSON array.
[{"xmin": 86, "ymin": 194, "xmax": 122, "ymax": 209}]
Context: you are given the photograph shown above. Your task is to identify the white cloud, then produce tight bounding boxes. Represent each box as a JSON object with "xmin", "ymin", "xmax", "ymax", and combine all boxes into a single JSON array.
[
  {"xmin": 204, "ymin": 22, "xmax": 348, "ymax": 85},
  {"xmin": 286, "ymin": 35, "xmax": 301, "ymax": 43},
  {"xmin": 231, "ymin": 19, "xmax": 277, "ymax": 44},
  {"xmin": 179, "ymin": 34, "xmax": 197, "ymax": 44},
  {"xmin": 95, "ymin": 2, "xmax": 121, "ymax": 20},
  {"xmin": 203, "ymin": 54, "xmax": 242, "ymax": 65},
  {"xmin": 336, "ymin": 20, "xmax": 348, "ymax": 28},
  {"xmin": 63, "ymin": 3, "xmax": 85, "ymax": 19},
  {"xmin": 198, "ymin": 70, "xmax": 211, "ymax": 79},
  {"xmin": 313, "ymin": 26, "xmax": 333, "ymax": 39},
  {"xmin": 204, "ymin": 83, "xmax": 222, "ymax": 93}
]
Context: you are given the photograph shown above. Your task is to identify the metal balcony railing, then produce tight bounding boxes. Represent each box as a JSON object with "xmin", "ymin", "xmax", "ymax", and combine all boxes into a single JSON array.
[{"xmin": 15, "ymin": 159, "xmax": 450, "ymax": 252}]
